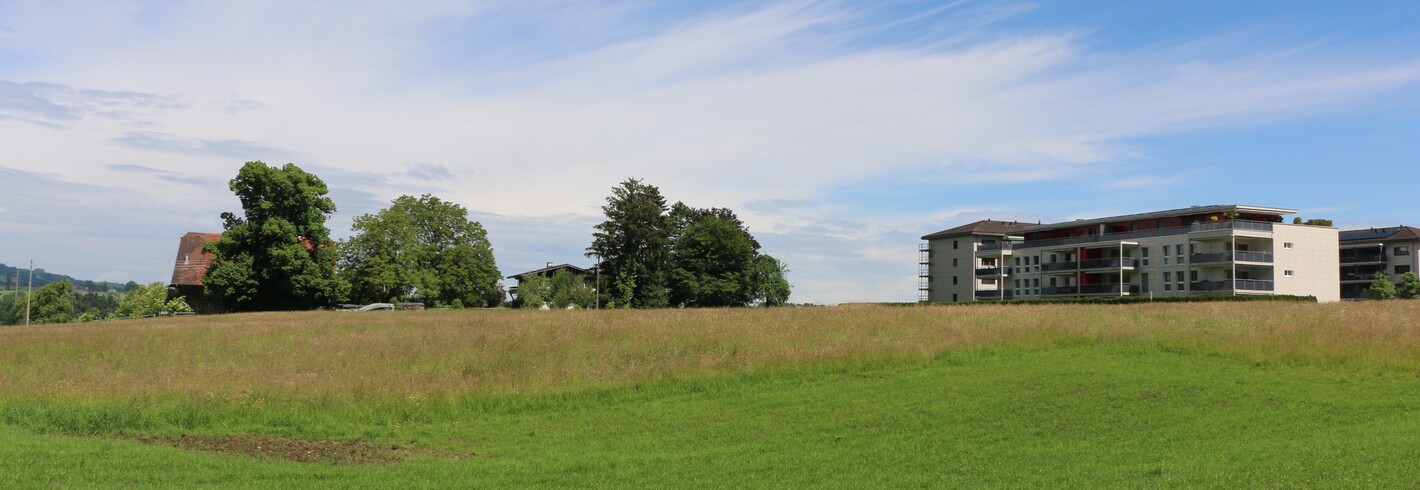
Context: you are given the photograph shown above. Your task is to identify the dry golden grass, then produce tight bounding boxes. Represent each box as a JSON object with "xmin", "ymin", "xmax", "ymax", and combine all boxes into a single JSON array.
[{"xmin": 2, "ymin": 301, "xmax": 1419, "ymax": 403}]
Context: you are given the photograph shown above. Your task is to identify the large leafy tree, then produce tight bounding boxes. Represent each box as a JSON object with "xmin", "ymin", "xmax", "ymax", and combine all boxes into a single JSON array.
[
  {"xmin": 205, "ymin": 162, "xmax": 345, "ymax": 311},
  {"xmin": 748, "ymin": 254, "xmax": 791, "ymax": 307},
  {"xmin": 667, "ymin": 202, "xmax": 760, "ymax": 251},
  {"xmin": 29, "ymin": 279, "xmax": 74, "ymax": 324},
  {"xmin": 340, "ymin": 194, "xmax": 501, "ymax": 307},
  {"xmin": 588, "ymin": 179, "xmax": 671, "ymax": 308},
  {"xmin": 669, "ymin": 217, "xmax": 756, "ymax": 307}
]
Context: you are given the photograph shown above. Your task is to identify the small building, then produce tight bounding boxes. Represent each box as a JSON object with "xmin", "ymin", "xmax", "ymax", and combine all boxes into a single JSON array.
[
  {"xmin": 506, "ymin": 262, "xmax": 594, "ymax": 293},
  {"xmin": 1338, "ymin": 226, "xmax": 1420, "ymax": 300},
  {"xmin": 169, "ymin": 232, "xmax": 222, "ymax": 313}
]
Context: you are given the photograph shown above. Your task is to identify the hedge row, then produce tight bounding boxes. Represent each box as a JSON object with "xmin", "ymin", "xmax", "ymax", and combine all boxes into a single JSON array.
[{"xmin": 878, "ymin": 294, "xmax": 1317, "ymax": 307}]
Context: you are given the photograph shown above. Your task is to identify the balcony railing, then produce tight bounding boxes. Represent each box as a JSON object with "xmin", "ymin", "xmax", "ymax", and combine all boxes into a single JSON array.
[
  {"xmin": 1079, "ymin": 284, "xmax": 1139, "ymax": 295},
  {"xmin": 1190, "ymin": 251, "xmax": 1274, "ymax": 264},
  {"xmin": 975, "ymin": 290, "xmax": 1014, "ymax": 300},
  {"xmin": 1191, "ymin": 220, "xmax": 1274, "ymax": 233},
  {"xmin": 1079, "ymin": 257, "xmax": 1138, "ymax": 269},
  {"xmin": 1340, "ymin": 273, "xmax": 1385, "ymax": 281},
  {"xmin": 977, "ymin": 242, "xmax": 1016, "ymax": 252},
  {"xmin": 1040, "ymin": 284, "xmax": 1139, "ymax": 295},
  {"xmin": 1041, "ymin": 261, "xmax": 1078, "ymax": 272},
  {"xmin": 1190, "ymin": 279, "xmax": 1275, "ymax": 292},
  {"xmin": 1021, "ymin": 220, "xmax": 1275, "ymax": 249},
  {"xmin": 1340, "ymin": 253, "xmax": 1387, "ymax": 264},
  {"xmin": 975, "ymin": 267, "xmax": 1005, "ymax": 277}
]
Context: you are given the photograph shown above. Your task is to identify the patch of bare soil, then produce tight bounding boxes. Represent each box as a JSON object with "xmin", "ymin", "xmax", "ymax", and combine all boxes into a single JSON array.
[{"xmin": 121, "ymin": 433, "xmax": 434, "ymax": 464}]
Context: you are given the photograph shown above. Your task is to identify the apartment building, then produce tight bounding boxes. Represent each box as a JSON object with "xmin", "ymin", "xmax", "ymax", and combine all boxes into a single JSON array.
[
  {"xmin": 919, "ymin": 205, "xmax": 1340, "ymax": 303},
  {"xmin": 1338, "ymin": 226, "xmax": 1420, "ymax": 299},
  {"xmin": 918, "ymin": 220, "xmax": 1033, "ymax": 302}
]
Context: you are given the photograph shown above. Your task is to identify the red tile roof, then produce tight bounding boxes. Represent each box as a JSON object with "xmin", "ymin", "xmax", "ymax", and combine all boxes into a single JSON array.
[{"xmin": 170, "ymin": 232, "xmax": 222, "ymax": 286}]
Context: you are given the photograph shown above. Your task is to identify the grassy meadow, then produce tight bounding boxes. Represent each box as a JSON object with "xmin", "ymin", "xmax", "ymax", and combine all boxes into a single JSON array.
[{"xmin": 4, "ymin": 302, "xmax": 1420, "ymax": 487}]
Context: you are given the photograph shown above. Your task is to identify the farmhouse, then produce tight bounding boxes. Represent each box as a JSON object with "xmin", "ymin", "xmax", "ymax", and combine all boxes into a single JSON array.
[
  {"xmin": 920, "ymin": 205, "xmax": 1341, "ymax": 303},
  {"xmin": 169, "ymin": 231, "xmax": 222, "ymax": 313},
  {"xmin": 506, "ymin": 262, "xmax": 594, "ymax": 293}
]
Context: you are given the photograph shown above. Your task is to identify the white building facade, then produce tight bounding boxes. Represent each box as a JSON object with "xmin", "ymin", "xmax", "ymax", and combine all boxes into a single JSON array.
[{"xmin": 921, "ymin": 205, "xmax": 1340, "ymax": 303}]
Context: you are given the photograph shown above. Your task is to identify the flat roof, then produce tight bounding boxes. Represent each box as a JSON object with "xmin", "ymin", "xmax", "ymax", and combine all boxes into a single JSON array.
[{"xmin": 1022, "ymin": 205, "xmax": 1298, "ymax": 233}]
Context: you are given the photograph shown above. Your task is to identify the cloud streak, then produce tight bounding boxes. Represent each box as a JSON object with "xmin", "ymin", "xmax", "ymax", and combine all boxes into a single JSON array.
[{"xmin": 1, "ymin": 2, "xmax": 1417, "ymax": 302}]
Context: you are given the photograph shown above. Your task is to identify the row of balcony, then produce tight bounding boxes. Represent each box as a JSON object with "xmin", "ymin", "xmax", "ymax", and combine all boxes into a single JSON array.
[
  {"xmin": 973, "ymin": 279, "xmax": 1276, "ymax": 299},
  {"xmin": 977, "ymin": 220, "xmax": 1275, "ymax": 251},
  {"xmin": 976, "ymin": 253, "xmax": 1273, "ymax": 277}
]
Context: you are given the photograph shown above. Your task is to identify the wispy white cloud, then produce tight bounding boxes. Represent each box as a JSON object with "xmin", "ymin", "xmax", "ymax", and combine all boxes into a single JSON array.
[{"xmin": 1, "ymin": 2, "xmax": 1417, "ymax": 302}]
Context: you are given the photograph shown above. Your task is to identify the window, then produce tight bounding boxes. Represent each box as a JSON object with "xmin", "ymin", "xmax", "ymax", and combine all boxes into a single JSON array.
[
  {"xmin": 952, "ymin": 276, "xmax": 958, "ymax": 285},
  {"xmin": 1033, "ymin": 279, "xmax": 1040, "ymax": 287},
  {"xmin": 1396, "ymin": 246, "xmax": 1411, "ymax": 256},
  {"xmin": 1189, "ymin": 243, "xmax": 1197, "ymax": 254},
  {"xmin": 953, "ymin": 240, "xmax": 959, "ymax": 250},
  {"xmin": 1033, "ymin": 256, "xmax": 1040, "ymax": 265},
  {"xmin": 1399, "ymin": 265, "xmax": 1413, "ymax": 275},
  {"xmin": 1164, "ymin": 256, "xmax": 1171, "ymax": 265},
  {"xmin": 1176, "ymin": 275, "xmax": 1185, "ymax": 291},
  {"xmin": 1164, "ymin": 272, "xmax": 1172, "ymax": 291},
  {"xmin": 1284, "ymin": 242, "xmax": 1294, "ymax": 250},
  {"xmin": 1141, "ymin": 247, "xmax": 1149, "ymax": 267},
  {"xmin": 952, "ymin": 294, "xmax": 958, "ymax": 302},
  {"xmin": 982, "ymin": 278, "xmax": 996, "ymax": 285},
  {"xmin": 1284, "ymin": 270, "xmax": 1294, "ymax": 277},
  {"xmin": 1156, "ymin": 220, "xmax": 1164, "ymax": 229},
  {"xmin": 1190, "ymin": 270, "xmax": 1198, "ymax": 282},
  {"xmin": 1175, "ymin": 245, "xmax": 1185, "ymax": 263},
  {"xmin": 1141, "ymin": 273, "xmax": 1149, "ymax": 293},
  {"xmin": 953, "ymin": 258, "xmax": 959, "ymax": 267},
  {"xmin": 1048, "ymin": 277, "xmax": 1058, "ymax": 286}
]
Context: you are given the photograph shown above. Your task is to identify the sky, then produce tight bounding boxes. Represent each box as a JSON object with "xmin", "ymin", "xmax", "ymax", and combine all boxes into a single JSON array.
[{"xmin": 1, "ymin": 1, "xmax": 1418, "ymax": 304}]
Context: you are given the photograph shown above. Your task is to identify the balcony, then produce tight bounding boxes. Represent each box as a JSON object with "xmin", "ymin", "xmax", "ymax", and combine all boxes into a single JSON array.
[
  {"xmin": 1341, "ymin": 273, "xmax": 1383, "ymax": 282},
  {"xmin": 1190, "ymin": 251, "xmax": 1274, "ymax": 264},
  {"xmin": 1041, "ymin": 261, "xmax": 1078, "ymax": 272},
  {"xmin": 1340, "ymin": 253, "xmax": 1386, "ymax": 264},
  {"xmin": 974, "ymin": 290, "xmax": 1014, "ymax": 300},
  {"xmin": 1022, "ymin": 220, "xmax": 1275, "ymax": 249},
  {"xmin": 1079, "ymin": 257, "xmax": 1138, "ymax": 270},
  {"xmin": 977, "ymin": 242, "xmax": 1017, "ymax": 252},
  {"xmin": 1040, "ymin": 284, "xmax": 1139, "ymax": 296},
  {"xmin": 1190, "ymin": 220, "xmax": 1274, "ymax": 233},
  {"xmin": 1190, "ymin": 279, "xmax": 1275, "ymax": 292},
  {"xmin": 975, "ymin": 267, "xmax": 1006, "ymax": 277}
]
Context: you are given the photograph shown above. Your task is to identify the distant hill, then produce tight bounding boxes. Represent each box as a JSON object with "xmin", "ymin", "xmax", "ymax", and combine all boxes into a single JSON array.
[{"xmin": 0, "ymin": 263, "xmax": 137, "ymax": 293}]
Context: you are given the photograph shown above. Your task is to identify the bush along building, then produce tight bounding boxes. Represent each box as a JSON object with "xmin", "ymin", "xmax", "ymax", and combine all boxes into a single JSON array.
[
  {"xmin": 920, "ymin": 205, "xmax": 1340, "ymax": 303},
  {"xmin": 1338, "ymin": 226, "xmax": 1420, "ymax": 300}
]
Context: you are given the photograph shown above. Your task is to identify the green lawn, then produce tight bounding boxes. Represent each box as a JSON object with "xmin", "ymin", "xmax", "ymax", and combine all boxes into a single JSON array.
[{"xmin": 5, "ymin": 340, "xmax": 1419, "ymax": 487}]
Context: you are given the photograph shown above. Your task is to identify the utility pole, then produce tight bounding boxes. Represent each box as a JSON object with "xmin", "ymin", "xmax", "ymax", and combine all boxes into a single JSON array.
[{"xmin": 24, "ymin": 259, "xmax": 34, "ymax": 326}]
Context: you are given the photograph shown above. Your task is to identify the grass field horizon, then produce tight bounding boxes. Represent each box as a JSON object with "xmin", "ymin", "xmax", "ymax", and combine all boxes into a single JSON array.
[{"xmin": 4, "ymin": 302, "xmax": 1420, "ymax": 486}]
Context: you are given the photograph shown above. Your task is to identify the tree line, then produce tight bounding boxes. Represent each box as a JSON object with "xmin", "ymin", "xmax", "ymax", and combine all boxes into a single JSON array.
[{"xmin": 193, "ymin": 162, "xmax": 792, "ymax": 312}]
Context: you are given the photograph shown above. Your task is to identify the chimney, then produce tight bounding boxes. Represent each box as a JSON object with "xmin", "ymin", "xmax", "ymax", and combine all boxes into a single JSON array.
[{"xmin": 546, "ymin": 262, "xmax": 554, "ymax": 268}]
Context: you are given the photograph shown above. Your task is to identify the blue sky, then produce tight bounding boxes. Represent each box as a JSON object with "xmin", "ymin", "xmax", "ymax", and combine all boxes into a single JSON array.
[{"xmin": 1, "ymin": 1, "xmax": 1417, "ymax": 303}]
